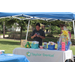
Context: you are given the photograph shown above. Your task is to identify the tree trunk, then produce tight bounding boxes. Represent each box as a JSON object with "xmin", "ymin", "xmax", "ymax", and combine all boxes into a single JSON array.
[
  {"xmin": 49, "ymin": 23, "xmax": 51, "ymax": 33},
  {"xmin": 14, "ymin": 31, "xmax": 15, "ymax": 40},
  {"xmin": 20, "ymin": 26, "xmax": 22, "ymax": 43},
  {"xmin": 3, "ymin": 22, "xmax": 5, "ymax": 38}
]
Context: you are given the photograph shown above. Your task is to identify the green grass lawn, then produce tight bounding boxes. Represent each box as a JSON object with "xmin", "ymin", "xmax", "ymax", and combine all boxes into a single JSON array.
[
  {"xmin": 0, "ymin": 39, "xmax": 75, "ymax": 55},
  {"xmin": 70, "ymin": 46, "xmax": 75, "ymax": 55},
  {"xmin": 0, "ymin": 39, "xmax": 21, "ymax": 54}
]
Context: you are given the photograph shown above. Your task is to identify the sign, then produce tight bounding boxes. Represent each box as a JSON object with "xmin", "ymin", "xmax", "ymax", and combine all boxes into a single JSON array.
[
  {"xmin": 26, "ymin": 52, "xmax": 54, "ymax": 57},
  {"xmin": 13, "ymin": 48, "xmax": 74, "ymax": 62}
]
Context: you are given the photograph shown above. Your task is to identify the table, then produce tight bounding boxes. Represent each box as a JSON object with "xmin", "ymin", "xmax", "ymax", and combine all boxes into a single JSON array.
[
  {"xmin": 0, "ymin": 54, "xmax": 29, "ymax": 62},
  {"xmin": 13, "ymin": 48, "xmax": 74, "ymax": 62}
]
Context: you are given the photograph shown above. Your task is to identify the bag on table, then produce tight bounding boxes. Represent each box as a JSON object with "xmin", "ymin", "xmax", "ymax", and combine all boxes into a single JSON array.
[{"xmin": 21, "ymin": 40, "xmax": 27, "ymax": 48}]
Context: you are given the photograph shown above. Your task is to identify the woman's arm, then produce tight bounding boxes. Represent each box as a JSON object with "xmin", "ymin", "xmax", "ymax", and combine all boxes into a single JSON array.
[
  {"xmin": 31, "ymin": 35, "xmax": 34, "ymax": 39},
  {"xmin": 37, "ymin": 35, "xmax": 45, "ymax": 39},
  {"xmin": 31, "ymin": 35, "xmax": 36, "ymax": 39},
  {"xmin": 39, "ymin": 35, "xmax": 45, "ymax": 39},
  {"xmin": 31, "ymin": 30, "xmax": 36, "ymax": 39}
]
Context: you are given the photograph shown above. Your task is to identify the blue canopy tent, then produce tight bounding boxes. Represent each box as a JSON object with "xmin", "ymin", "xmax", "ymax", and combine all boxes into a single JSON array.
[
  {"xmin": 0, "ymin": 12, "xmax": 75, "ymax": 39},
  {"xmin": 0, "ymin": 12, "xmax": 74, "ymax": 20},
  {"xmin": 23, "ymin": 12, "xmax": 74, "ymax": 20}
]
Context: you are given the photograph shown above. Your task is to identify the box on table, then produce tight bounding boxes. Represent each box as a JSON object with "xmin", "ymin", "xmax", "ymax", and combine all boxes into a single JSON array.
[
  {"xmin": 48, "ymin": 45, "xmax": 55, "ymax": 50},
  {"xmin": 31, "ymin": 41, "xmax": 39, "ymax": 49}
]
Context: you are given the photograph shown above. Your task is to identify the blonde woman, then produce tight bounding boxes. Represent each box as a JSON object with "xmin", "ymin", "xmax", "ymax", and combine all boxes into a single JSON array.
[{"xmin": 59, "ymin": 24, "xmax": 71, "ymax": 40}]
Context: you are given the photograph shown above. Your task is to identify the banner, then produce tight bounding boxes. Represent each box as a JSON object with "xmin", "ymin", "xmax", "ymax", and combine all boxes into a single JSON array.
[{"xmin": 13, "ymin": 48, "xmax": 74, "ymax": 62}]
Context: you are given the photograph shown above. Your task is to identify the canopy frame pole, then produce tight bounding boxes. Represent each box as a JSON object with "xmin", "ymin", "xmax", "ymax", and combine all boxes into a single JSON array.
[
  {"xmin": 73, "ymin": 20, "xmax": 75, "ymax": 39},
  {"xmin": 26, "ymin": 19, "xmax": 30, "ymax": 40}
]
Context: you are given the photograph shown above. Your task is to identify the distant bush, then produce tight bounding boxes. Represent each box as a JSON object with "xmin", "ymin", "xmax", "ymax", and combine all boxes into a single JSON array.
[
  {"xmin": 50, "ymin": 26, "xmax": 61, "ymax": 34},
  {"xmin": 47, "ymin": 34, "xmax": 54, "ymax": 37}
]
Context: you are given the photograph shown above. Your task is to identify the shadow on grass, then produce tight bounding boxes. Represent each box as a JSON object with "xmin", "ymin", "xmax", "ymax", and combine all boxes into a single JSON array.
[{"xmin": 0, "ymin": 40, "xmax": 20, "ymax": 45}]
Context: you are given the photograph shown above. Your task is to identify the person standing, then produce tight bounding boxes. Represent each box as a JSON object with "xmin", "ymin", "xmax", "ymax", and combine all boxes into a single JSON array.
[
  {"xmin": 31, "ymin": 23, "xmax": 45, "ymax": 46},
  {"xmin": 59, "ymin": 24, "xmax": 71, "ymax": 39}
]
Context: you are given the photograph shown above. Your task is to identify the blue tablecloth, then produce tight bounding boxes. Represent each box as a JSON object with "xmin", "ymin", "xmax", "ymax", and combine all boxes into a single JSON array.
[{"xmin": 0, "ymin": 54, "xmax": 29, "ymax": 62}]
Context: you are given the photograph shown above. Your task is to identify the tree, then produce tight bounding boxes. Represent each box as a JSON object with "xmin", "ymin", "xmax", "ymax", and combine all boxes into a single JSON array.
[
  {"xmin": 4, "ymin": 18, "xmax": 28, "ymax": 43},
  {"xmin": 0, "ymin": 18, "xmax": 6, "ymax": 38},
  {"xmin": 30, "ymin": 19, "xmax": 51, "ymax": 31},
  {"xmin": 0, "ymin": 21, "xmax": 3, "ymax": 33},
  {"xmin": 5, "ymin": 18, "xmax": 18, "ymax": 39},
  {"xmin": 65, "ymin": 21, "xmax": 73, "ymax": 33},
  {"xmin": 16, "ymin": 19, "xmax": 28, "ymax": 42}
]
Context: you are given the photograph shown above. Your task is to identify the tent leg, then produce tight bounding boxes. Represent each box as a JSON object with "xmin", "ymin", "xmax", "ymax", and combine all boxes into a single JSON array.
[
  {"xmin": 73, "ymin": 20, "xmax": 75, "ymax": 39},
  {"xmin": 26, "ymin": 19, "xmax": 30, "ymax": 40}
]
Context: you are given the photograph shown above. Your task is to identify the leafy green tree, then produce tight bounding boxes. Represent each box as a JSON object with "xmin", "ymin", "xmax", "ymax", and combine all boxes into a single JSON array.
[
  {"xmin": 30, "ymin": 20, "xmax": 40, "ymax": 28},
  {"xmin": 65, "ymin": 21, "xmax": 73, "ymax": 33},
  {"xmin": 1, "ymin": 18, "xmax": 28, "ymax": 42},
  {"xmin": 0, "ymin": 21, "xmax": 3, "ymax": 33},
  {"xmin": 16, "ymin": 19, "xmax": 28, "ymax": 41},
  {"xmin": 0, "ymin": 18, "xmax": 6, "ymax": 38},
  {"xmin": 6, "ymin": 18, "xmax": 28, "ymax": 42}
]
